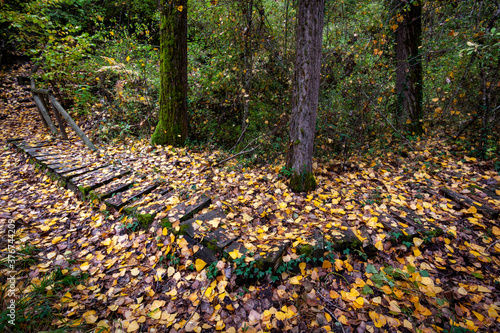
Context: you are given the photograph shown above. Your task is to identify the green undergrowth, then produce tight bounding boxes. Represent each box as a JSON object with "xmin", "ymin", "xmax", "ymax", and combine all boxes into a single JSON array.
[{"xmin": 0, "ymin": 268, "xmax": 88, "ymax": 333}]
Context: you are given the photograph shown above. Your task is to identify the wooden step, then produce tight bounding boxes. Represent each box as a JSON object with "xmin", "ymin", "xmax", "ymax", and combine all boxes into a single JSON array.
[
  {"xmin": 181, "ymin": 235, "xmax": 218, "ymax": 264},
  {"xmin": 161, "ymin": 195, "xmax": 212, "ymax": 225},
  {"xmin": 389, "ymin": 206, "xmax": 443, "ymax": 236},
  {"xmin": 69, "ymin": 166, "xmax": 130, "ymax": 195},
  {"xmin": 105, "ymin": 181, "xmax": 161, "ymax": 210},
  {"xmin": 6, "ymin": 138, "xmax": 24, "ymax": 143},
  {"xmin": 440, "ymin": 187, "xmax": 499, "ymax": 218},
  {"xmin": 55, "ymin": 163, "xmax": 95, "ymax": 177},
  {"xmin": 91, "ymin": 173, "xmax": 145, "ymax": 199},
  {"xmin": 124, "ymin": 189, "xmax": 175, "ymax": 226},
  {"xmin": 174, "ymin": 208, "xmax": 226, "ymax": 238}
]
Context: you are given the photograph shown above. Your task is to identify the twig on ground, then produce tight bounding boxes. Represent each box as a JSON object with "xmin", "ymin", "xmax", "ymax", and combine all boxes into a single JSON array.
[
  {"xmin": 179, "ymin": 277, "xmax": 215, "ymax": 333},
  {"xmin": 487, "ymin": 239, "xmax": 500, "ymax": 252}
]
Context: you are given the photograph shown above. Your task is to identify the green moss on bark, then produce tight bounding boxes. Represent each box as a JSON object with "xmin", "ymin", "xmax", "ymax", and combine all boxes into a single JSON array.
[
  {"xmin": 289, "ymin": 171, "xmax": 317, "ymax": 192},
  {"xmin": 151, "ymin": 1, "xmax": 188, "ymax": 147}
]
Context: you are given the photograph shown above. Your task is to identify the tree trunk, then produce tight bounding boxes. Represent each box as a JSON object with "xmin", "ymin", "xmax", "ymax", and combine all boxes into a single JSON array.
[
  {"xmin": 151, "ymin": 1, "xmax": 188, "ymax": 146},
  {"xmin": 286, "ymin": 0, "xmax": 325, "ymax": 192},
  {"xmin": 394, "ymin": 0, "xmax": 423, "ymax": 135}
]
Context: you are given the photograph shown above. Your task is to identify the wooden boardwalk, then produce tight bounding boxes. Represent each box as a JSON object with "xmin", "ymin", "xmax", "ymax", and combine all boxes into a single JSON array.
[{"xmin": 10, "ymin": 138, "xmax": 500, "ymax": 273}]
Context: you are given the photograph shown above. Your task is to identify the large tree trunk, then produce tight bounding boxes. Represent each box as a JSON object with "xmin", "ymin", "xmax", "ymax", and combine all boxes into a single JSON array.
[
  {"xmin": 151, "ymin": 1, "xmax": 188, "ymax": 146},
  {"xmin": 394, "ymin": 0, "xmax": 423, "ymax": 135},
  {"xmin": 286, "ymin": 0, "xmax": 325, "ymax": 192}
]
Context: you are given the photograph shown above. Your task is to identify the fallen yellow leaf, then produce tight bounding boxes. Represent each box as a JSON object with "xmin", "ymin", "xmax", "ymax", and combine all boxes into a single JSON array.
[
  {"xmin": 388, "ymin": 300, "xmax": 401, "ymax": 313},
  {"xmin": 195, "ymin": 259, "xmax": 207, "ymax": 272},
  {"xmin": 127, "ymin": 320, "xmax": 139, "ymax": 332}
]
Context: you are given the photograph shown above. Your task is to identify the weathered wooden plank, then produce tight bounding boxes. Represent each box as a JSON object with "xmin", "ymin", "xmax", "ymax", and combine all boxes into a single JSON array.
[
  {"xmin": 126, "ymin": 191, "xmax": 179, "ymax": 226},
  {"xmin": 60, "ymin": 164, "xmax": 110, "ymax": 181},
  {"xmin": 203, "ymin": 228, "xmax": 238, "ymax": 253},
  {"xmin": 49, "ymin": 95, "xmax": 97, "ymax": 151},
  {"xmin": 253, "ymin": 241, "xmax": 290, "ymax": 272},
  {"xmin": 105, "ymin": 181, "xmax": 160, "ymax": 210},
  {"xmin": 440, "ymin": 187, "xmax": 499, "ymax": 218},
  {"xmin": 173, "ymin": 208, "xmax": 226, "ymax": 238},
  {"xmin": 72, "ymin": 167, "xmax": 130, "ymax": 196},
  {"xmin": 182, "ymin": 235, "xmax": 218, "ymax": 264},
  {"xmin": 91, "ymin": 174, "xmax": 145, "ymax": 200},
  {"xmin": 33, "ymin": 93, "xmax": 59, "ymax": 135},
  {"xmin": 55, "ymin": 163, "xmax": 94, "ymax": 176},
  {"xmin": 161, "ymin": 195, "xmax": 212, "ymax": 225}
]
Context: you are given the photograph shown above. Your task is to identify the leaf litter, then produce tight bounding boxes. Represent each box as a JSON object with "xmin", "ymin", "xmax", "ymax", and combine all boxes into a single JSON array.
[{"xmin": 0, "ymin": 65, "xmax": 499, "ymax": 332}]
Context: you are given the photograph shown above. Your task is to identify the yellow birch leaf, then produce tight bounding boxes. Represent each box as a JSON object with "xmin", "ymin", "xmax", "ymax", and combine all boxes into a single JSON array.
[
  {"xmin": 130, "ymin": 267, "xmax": 140, "ymax": 276},
  {"xmin": 51, "ymin": 236, "xmax": 63, "ymax": 244},
  {"xmin": 338, "ymin": 315, "xmax": 348, "ymax": 325},
  {"xmin": 473, "ymin": 311, "xmax": 484, "ymax": 321},
  {"xmin": 413, "ymin": 237, "xmax": 424, "ymax": 247},
  {"xmin": 457, "ymin": 286, "xmax": 468, "ymax": 295},
  {"xmin": 375, "ymin": 240, "xmax": 383, "ymax": 251},
  {"xmin": 388, "ymin": 300, "xmax": 401, "ymax": 313},
  {"xmin": 80, "ymin": 262, "xmax": 90, "ymax": 271},
  {"xmin": 354, "ymin": 297, "xmax": 364, "ymax": 307},
  {"xmin": 127, "ymin": 321, "xmax": 139, "ymax": 332},
  {"xmin": 149, "ymin": 309, "xmax": 161, "ymax": 320},
  {"xmin": 195, "ymin": 259, "xmax": 207, "ymax": 272},
  {"xmin": 61, "ymin": 292, "xmax": 72, "ymax": 302},
  {"xmin": 477, "ymin": 285, "xmax": 490, "ymax": 293},
  {"xmin": 413, "ymin": 248, "xmax": 422, "ymax": 257},
  {"xmin": 228, "ymin": 249, "xmax": 240, "ymax": 259},
  {"xmin": 488, "ymin": 306, "xmax": 498, "ymax": 318},
  {"xmin": 322, "ymin": 260, "xmax": 332, "ymax": 269},
  {"xmin": 492, "ymin": 226, "xmax": 500, "ymax": 237}
]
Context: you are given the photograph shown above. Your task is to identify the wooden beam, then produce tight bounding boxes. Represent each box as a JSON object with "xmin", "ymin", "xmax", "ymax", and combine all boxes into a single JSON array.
[
  {"xmin": 47, "ymin": 95, "xmax": 68, "ymax": 140},
  {"xmin": 49, "ymin": 95, "xmax": 97, "ymax": 151},
  {"xmin": 30, "ymin": 78, "xmax": 49, "ymax": 129},
  {"xmin": 31, "ymin": 88, "xmax": 52, "ymax": 95},
  {"xmin": 33, "ymin": 93, "xmax": 59, "ymax": 135}
]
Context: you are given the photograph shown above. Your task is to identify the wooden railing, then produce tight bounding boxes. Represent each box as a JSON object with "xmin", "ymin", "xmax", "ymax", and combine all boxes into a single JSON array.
[{"xmin": 30, "ymin": 78, "xmax": 97, "ymax": 151}]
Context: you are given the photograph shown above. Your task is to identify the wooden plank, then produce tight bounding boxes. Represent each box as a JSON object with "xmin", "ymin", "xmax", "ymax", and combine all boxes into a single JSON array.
[
  {"xmin": 440, "ymin": 187, "xmax": 499, "ymax": 218},
  {"xmin": 55, "ymin": 163, "xmax": 93, "ymax": 176},
  {"xmin": 48, "ymin": 95, "xmax": 68, "ymax": 140},
  {"xmin": 60, "ymin": 163, "xmax": 109, "ymax": 181},
  {"xmin": 72, "ymin": 166, "xmax": 129, "ymax": 193},
  {"xmin": 33, "ymin": 93, "xmax": 58, "ymax": 135},
  {"xmin": 160, "ymin": 195, "xmax": 212, "ymax": 226},
  {"xmin": 182, "ymin": 235, "xmax": 218, "ymax": 264},
  {"xmin": 49, "ymin": 95, "xmax": 97, "ymax": 151},
  {"xmin": 124, "ymin": 189, "xmax": 175, "ymax": 225},
  {"xmin": 92, "ymin": 174, "xmax": 145, "ymax": 200},
  {"xmin": 174, "ymin": 208, "xmax": 226, "ymax": 238},
  {"xmin": 105, "ymin": 181, "xmax": 160, "ymax": 210},
  {"xmin": 30, "ymin": 78, "xmax": 49, "ymax": 129}
]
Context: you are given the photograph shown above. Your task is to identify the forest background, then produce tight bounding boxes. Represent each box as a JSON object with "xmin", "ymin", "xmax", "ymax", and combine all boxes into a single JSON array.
[{"xmin": 1, "ymin": 0, "xmax": 499, "ymax": 169}]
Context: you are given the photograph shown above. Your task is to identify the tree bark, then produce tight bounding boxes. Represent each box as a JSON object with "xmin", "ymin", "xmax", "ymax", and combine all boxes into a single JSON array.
[
  {"xmin": 286, "ymin": 0, "xmax": 325, "ymax": 192},
  {"xmin": 151, "ymin": 0, "xmax": 188, "ymax": 146},
  {"xmin": 394, "ymin": 0, "xmax": 423, "ymax": 135}
]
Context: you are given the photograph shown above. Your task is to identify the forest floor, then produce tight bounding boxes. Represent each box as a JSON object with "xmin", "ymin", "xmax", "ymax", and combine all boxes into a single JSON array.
[{"xmin": 1, "ymin": 64, "xmax": 500, "ymax": 333}]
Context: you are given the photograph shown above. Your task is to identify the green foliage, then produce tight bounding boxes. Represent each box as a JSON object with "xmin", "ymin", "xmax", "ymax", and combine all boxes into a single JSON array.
[
  {"xmin": 0, "ymin": 268, "xmax": 88, "ymax": 332},
  {"xmin": 206, "ymin": 261, "xmax": 219, "ymax": 280}
]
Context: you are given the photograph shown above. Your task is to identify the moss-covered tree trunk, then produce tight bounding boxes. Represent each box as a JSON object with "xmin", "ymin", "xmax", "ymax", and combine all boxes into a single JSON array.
[
  {"xmin": 286, "ymin": 0, "xmax": 324, "ymax": 192},
  {"xmin": 151, "ymin": 0, "xmax": 188, "ymax": 146},
  {"xmin": 393, "ymin": 0, "xmax": 423, "ymax": 135}
]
